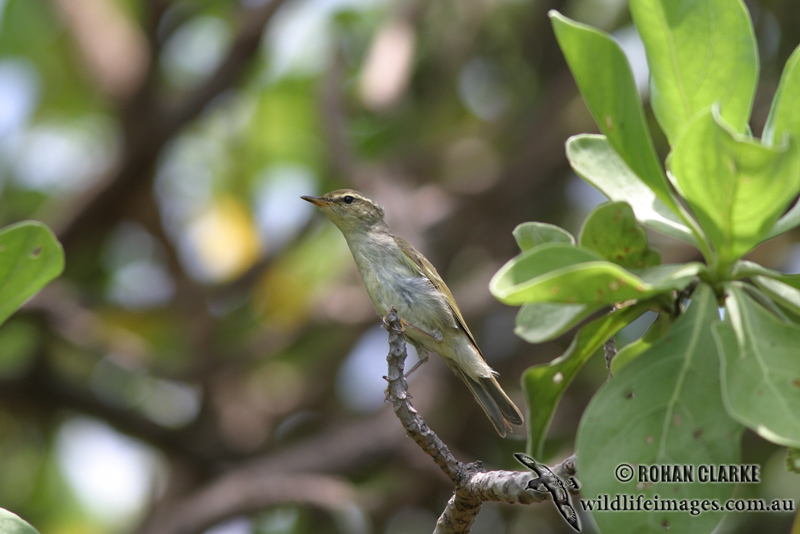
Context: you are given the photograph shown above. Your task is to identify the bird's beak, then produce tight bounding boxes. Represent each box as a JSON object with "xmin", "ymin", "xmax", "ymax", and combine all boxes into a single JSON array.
[{"xmin": 301, "ymin": 195, "xmax": 330, "ymax": 207}]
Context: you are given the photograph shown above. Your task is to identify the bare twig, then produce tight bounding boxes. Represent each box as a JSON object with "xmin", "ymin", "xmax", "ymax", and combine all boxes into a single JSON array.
[
  {"xmin": 382, "ymin": 308, "xmax": 578, "ymax": 533},
  {"xmin": 383, "ymin": 308, "xmax": 462, "ymax": 481},
  {"xmin": 434, "ymin": 490, "xmax": 481, "ymax": 534}
]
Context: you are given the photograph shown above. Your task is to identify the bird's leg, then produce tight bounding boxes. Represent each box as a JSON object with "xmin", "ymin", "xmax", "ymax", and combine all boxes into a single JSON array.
[
  {"xmin": 404, "ymin": 355, "xmax": 429, "ymax": 377},
  {"xmin": 400, "ymin": 318, "xmax": 444, "ymax": 343},
  {"xmin": 381, "ymin": 309, "xmax": 438, "ymax": 377},
  {"xmin": 382, "ymin": 308, "xmax": 443, "ymax": 343},
  {"xmin": 404, "ymin": 342, "xmax": 430, "ymax": 378}
]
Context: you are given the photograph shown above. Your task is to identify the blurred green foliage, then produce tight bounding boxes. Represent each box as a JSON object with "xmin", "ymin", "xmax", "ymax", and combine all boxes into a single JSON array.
[{"xmin": 0, "ymin": 0, "xmax": 798, "ymax": 533}]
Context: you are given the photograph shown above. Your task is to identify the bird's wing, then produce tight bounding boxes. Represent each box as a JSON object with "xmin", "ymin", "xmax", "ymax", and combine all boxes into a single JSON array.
[{"xmin": 394, "ymin": 236, "xmax": 482, "ymax": 353}]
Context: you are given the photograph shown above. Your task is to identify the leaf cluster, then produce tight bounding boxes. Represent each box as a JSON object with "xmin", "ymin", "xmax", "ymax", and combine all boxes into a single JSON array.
[{"xmin": 489, "ymin": 1, "xmax": 800, "ymax": 532}]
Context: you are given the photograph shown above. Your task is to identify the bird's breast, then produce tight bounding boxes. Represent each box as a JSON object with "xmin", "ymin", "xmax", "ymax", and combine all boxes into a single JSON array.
[{"xmin": 347, "ymin": 238, "xmax": 456, "ymax": 332}]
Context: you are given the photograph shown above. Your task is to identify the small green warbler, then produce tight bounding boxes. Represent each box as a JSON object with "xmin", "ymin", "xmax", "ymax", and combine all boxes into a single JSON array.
[{"xmin": 302, "ymin": 189, "xmax": 523, "ymax": 436}]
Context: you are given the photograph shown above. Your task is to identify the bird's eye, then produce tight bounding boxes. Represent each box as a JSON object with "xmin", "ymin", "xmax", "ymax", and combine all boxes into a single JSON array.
[{"xmin": 343, "ymin": 195, "xmax": 354, "ymax": 204}]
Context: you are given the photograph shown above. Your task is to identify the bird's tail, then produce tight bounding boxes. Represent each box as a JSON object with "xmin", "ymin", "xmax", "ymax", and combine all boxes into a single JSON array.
[{"xmin": 454, "ymin": 367, "xmax": 524, "ymax": 437}]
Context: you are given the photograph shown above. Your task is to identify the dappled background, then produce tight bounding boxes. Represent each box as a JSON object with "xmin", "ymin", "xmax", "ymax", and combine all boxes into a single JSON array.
[{"xmin": 1, "ymin": 0, "xmax": 799, "ymax": 532}]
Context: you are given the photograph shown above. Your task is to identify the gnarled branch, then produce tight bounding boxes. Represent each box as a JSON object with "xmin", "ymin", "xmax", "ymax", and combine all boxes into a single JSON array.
[{"xmin": 382, "ymin": 308, "xmax": 578, "ymax": 533}]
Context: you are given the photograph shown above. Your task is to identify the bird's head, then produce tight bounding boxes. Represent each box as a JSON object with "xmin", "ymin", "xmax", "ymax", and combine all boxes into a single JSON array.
[{"xmin": 301, "ymin": 189, "xmax": 386, "ymax": 234}]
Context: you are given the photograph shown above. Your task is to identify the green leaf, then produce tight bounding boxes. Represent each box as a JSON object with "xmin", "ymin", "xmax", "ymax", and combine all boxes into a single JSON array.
[
  {"xmin": 752, "ymin": 276, "xmax": 800, "ymax": 316},
  {"xmin": 729, "ymin": 260, "xmax": 800, "ymax": 288},
  {"xmin": 630, "ymin": 0, "xmax": 758, "ymax": 145},
  {"xmin": 566, "ymin": 134, "xmax": 697, "ymax": 244},
  {"xmin": 763, "ymin": 45, "xmax": 800, "ymax": 148},
  {"xmin": 610, "ymin": 312, "xmax": 672, "ymax": 374},
  {"xmin": 579, "ymin": 201, "xmax": 661, "ymax": 269},
  {"xmin": 767, "ymin": 200, "xmax": 800, "ymax": 240},
  {"xmin": 490, "ymin": 243, "xmax": 604, "ymax": 302},
  {"xmin": 739, "ymin": 283, "xmax": 797, "ymax": 323},
  {"xmin": 0, "ymin": 222, "xmax": 64, "ymax": 326},
  {"xmin": 730, "ymin": 259, "xmax": 780, "ymax": 280},
  {"xmin": 524, "ymin": 303, "xmax": 651, "ymax": 457},
  {"xmin": 0, "ymin": 508, "xmax": 41, "ymax": 534},
  {"xmin": 713, "ymin": 286, "xmax": 800, "ymax": 448},
  {"xmin": 731, "ymin": 262, "xmax": 800, "ymax": 318},
  {"xmin": 514, "ymin": 302, "xmax": 597, "ymax": 344},
  {"xmin": 667, "ymin": 109, "xmax": 800, "ymax": 268},
  {"xmin": 512, "ymin": 222, "xmax": 574, "ymax": 251},
  {"xmin": 577, "ymin": 284, "xmax": 741, "ymax": 534},
  {"xmin": 549, "ymin": 11, "xmax": 674, "ymax": 210},
  {"xmin": 763, "ymin": 46, "xmax": 800, "ymax": 238},
  {"xmin": 490, "ymin": 242, "xmax": 702, "ymax": 306}
]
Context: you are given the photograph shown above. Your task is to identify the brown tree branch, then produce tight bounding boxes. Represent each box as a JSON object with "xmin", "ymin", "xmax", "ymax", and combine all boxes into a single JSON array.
[
  {"xmin": 381, "ymin": 308, "xmax": 578, "ymax": 533},
  {"xmin": 382, "ymin": 309, "xmax": 462, "ymax": 481},
  {"xmin": 434, "ymin": 489, "xmax": 482, "ymax": 534}
]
